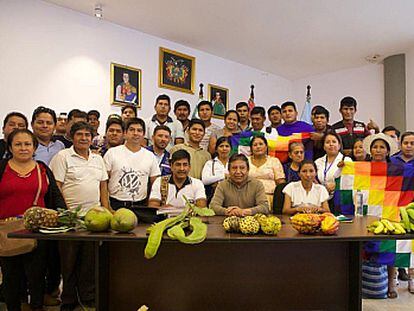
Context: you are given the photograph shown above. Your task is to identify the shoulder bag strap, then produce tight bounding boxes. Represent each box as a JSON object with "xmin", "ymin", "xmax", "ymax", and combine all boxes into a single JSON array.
[
  {"xmin": 160, "ymin": 175, "xmax": 170, "ymax": 206},
  {"xmin": 32, "ymin": 163, "xmax": 42, "ymax": 206}
]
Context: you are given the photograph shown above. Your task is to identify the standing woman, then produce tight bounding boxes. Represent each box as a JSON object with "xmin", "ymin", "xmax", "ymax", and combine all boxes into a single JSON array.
[
  {"xmin": 283, "ymin": 142, "xmax": 305, "ymax": 183},
  {"xmin": 208, "ymin": 110, "xmax": 240, "ymax": 154},
  {"xmin": 362, "ymin": 133, "xmax": 400, "ymax": 298},
  {"xmin": 0, "ymin": 129, "xmax": 65, "ymax": 311},
  {"xmin": 202, "ymin": 137, "xmax": 231, "ymax": 203},
  {"xmin": 315, "ymin": 132, "xmax": 352, "ymax": 198},
  {"xmin": 248, "ymin": 136, "xmax": 285, "ymax": 207}
]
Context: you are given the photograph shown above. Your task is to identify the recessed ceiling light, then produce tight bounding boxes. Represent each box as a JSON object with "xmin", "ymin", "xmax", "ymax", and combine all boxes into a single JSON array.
[{"xmin": 94, "ymin": 4, "xmax": 103, "ymax": 19}]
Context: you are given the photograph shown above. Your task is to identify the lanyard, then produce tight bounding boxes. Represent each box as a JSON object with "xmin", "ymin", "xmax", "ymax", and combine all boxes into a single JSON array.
[{"xmin": 323, "ymin": 156, "xmax": 335, "ymax": 183}]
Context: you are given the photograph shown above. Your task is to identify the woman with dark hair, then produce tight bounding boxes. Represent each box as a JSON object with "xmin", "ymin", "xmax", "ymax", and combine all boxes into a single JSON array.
[
  {"xmin": 202, "ymin": 137, "xmax": 232, "ymax": 202},
  {"xmin": 282, "ymin": 160, "xmax": 330, "ymax": 215},
  {"xmin": 208, "ymin": 110, "xmax": 240, "ymax": 154},
  {"xmin": 248, "ymin": 135, "xmax": 285, "ymax": 207},
  {"xmin": 0, "ymin": 129, "xmax": 65, "ymax": 311},
  {"xmin": 283, "ymin": 142, "xmax": 305, "ymax": 182}
]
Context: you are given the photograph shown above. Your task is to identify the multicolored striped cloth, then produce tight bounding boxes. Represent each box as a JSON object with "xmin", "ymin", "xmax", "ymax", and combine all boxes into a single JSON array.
[
  {"xmin": 334, "ymin": 161, "xmax": 414, "ymax": 267},
  {"xmin": 229, "ymin": 130, "xmax": 311, "ymax": 163}
]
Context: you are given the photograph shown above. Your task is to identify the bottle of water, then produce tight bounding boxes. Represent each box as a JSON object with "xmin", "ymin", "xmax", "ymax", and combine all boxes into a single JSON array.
[{"xmin": 355, "ymin": 190, "xmax": 364, "ymax": 216}]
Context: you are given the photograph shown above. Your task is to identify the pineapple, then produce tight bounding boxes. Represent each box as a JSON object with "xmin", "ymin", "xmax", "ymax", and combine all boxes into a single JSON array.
[{"xmin": 23, "ymin": 207, "xmax": 58, "ymax": 231}]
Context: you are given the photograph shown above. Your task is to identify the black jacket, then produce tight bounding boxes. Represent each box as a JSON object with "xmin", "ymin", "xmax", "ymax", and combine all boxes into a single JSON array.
[{"xmin": 0, "ymin": 159, "xmax": 66, "ymax": 210}]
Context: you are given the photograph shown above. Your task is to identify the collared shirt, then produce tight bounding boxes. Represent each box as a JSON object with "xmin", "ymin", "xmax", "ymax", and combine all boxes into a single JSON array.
[
  {"xmin": 331, "ymin": 120, "xmax": 369, "ymax": 151},
  {"xmin": 146, "ymin": 145, "xmax": 171, "ymax": 176},
  {"xmin": 145, "ymin": 115, "xmax": 184, "ymax": 150},
  {"xmin": 390, "ymin": 152, "xmax": 414, "ymax": 165},
  {"xmin": 50, "ymin": 146, "xmax": 108, "ymax": 216},
  {"xmin": 238, "ymin": 121, "xmax": 252, "ymax": 132},
  {"xmin": 150, "ymin": 175, "xmax": 206, "ymax": 208},
  {"xmin": 170, "ymin": 143, "xmax": 211, "ymax": 179},
  {"xmin": 34, "ymin": 140, "xmax": 65, "ymax": 165},
  {"xmin": 209, "ymin": 177, "xmax": 270, "ymax": 215}
]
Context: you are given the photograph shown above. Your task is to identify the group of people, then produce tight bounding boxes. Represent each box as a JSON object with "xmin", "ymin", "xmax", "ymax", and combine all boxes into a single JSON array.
[{"xmin": 0, "ymin": 94, "xmax": 413, "ymax": 310}]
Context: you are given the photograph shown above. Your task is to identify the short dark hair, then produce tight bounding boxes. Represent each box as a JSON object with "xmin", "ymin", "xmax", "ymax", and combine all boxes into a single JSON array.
[
  {"xmin": 31, "ymin": 106, "xmax": 57, "ymax": 124},
  {"xmin": 267, "ymin": 105, "xmax": 281, "ymax": 115},
  {"xmin": 340, "ymin": 96, "xmax": 357, "ymax": 109},
  {"xmin": 197, "ymin": 100, "xmax": 213, "ymax": 111},
  {"xmin": 228, "ymin": 153, "xmax": 249, "ymax": 170},
  {"xmin": 155, "ymin": 94, "xmax": 171, "ymax": 106},
  {"xmin": 401, "ymin": 131, "xmax": 414, "ymax": 144},
  {"xmin": 224, "ymin": 109, "xmax": 240, "ymax": 122},
  {"xmin": 188, "ymin": 118, "xmax": 205, "ymax": 131},
  {"xmin": 106, "ymin": 118, "xmax": 124, "ymax": 132},
  {"xmin": 311, "ymin": 105, "xmax": 329, "ymax": 121},
  {"xmin": 70, "ymin": 121, "xmax": 94, "ymax": 138},
  {"xmin": 174, "ymin": 100, "xmax": 191, "ymax": 113},
  {"xmin": 382, "ymin": 125, "xmax": 401, "ymax": 138},
  {"xmin": 87, "ymin": 110, "xmax": 100, "ymax": 120},
  {"xmin": 250, "ymin": 106, "xmax": 266, "ymax": 118},
  {"xmin": 281, "ymin": 101, "xmax": 297, "ymax": 111},
  {"xmin": 298, "ymin": 159, "xmax": 317, "ymax": 172},
  {"xmin": 68, "ymin": 109, "xmax": 87, "ymax": 121},
  {"xmin": 236, "ymin": 102, "xmax": 249, "ymax": 110},
  {"xmin": 125, "ymin": 117, "xmax": 146, "ymax": 134},
  {"xmin": 121, "ymin": 105, "xmax": 137, "ymax": 116},
  {"xmin": 153, "ymin": 125, "xmax": 172, "ymax": 135},
  {"xmin": 170, "ymin": 149, "xmax": 191, "ymax": 165},
  {"xmin": 3, "ymin": 112, "xmax": 28, "ymax": 130},
  {"xmin": 7, "ymin": 129, "xmax": 38, "ymax": 153}
]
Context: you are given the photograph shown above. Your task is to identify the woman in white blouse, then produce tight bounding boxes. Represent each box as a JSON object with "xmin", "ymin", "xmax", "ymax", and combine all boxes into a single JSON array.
[
  {"xmin": 283, "ymin": 160, "xmax": 330, "ymax": 215},
  {"xmin": 202, "ymin": 136, "xmax": 231, "ymax": 202},
  {"xmin": 315, "ymin": 131, "xmax": 351, "ymax": 197}
]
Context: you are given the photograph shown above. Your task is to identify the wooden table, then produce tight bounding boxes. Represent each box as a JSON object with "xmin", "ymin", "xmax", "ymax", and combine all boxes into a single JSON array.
[{"xmin": 9, "ymin": 215, "xmax": 414, "ymax": 311}]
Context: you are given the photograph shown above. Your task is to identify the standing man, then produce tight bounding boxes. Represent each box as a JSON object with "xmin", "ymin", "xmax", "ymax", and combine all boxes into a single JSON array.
[
  {"xmin": 93, "ymin": 116, "xmax": 125, "ymax": 156},
  {"xmin": 197, "ymin": 100, "xmax": 221, "ymax": 151},
  {"xmin": 148, "ymin": 149, "xmax": 207, "ymax": 209},
  {"xmin": 174, "ymin": 100, "xmax": 191, "ymax": 133},
  {"xmin": 32, "ymin": 106, "xmax": 65, "ymax": 165},
  {"xmin": 277, "ymin": 101, "xmax": 315, "ymax": 160},
  {"xmin": 146, "ymin": 94, "xmax": 184, "ymax": 149},
  {"xmin": 54, "ymin": 109, "xmax": 88, "ymax": 148},
  {"xmin": 236, "ymin": 102, "xmax": 252, "ymax": 131},
  {"xmin": 121, "ymin": 105, "xmax": 137, "ymax": 122},
  {"xmin": 331, "ymin": 96, "xmax": 379, "ymax": 156},
  {"xmin": 50, "ymin": 121, "xmax": 109, "ymax": 310},
  {"xmin": 266, "ymin": 105, "xmax": 282, "ymax": 131},
  {"xmin": 311, "ymin": 105, "xmax": 331, "ymax": 160},
  {"xmin": 146, "ymin": 125, "xmax": 172, "ymax": 176},
  {"xmin": 250, "ymin": 106, "xmax": 278, "ymax": 139},
  {"xmin": 55, "ymin": 112, "xmax": 67, "ymax": 136},
  {"xmin": 87, "ymin": 110, "xmax": 100, "ymax": 138},
  {"xmin": 170, "ymin": 119, "xmax": 211, "ymax": 179},
  {"xmin": 104, "ymin": 118, "xmax": 160, "ymax": 209},
  {"xmin": 1, "ymin": 112, "xmax": 28, "ymax": 159}
]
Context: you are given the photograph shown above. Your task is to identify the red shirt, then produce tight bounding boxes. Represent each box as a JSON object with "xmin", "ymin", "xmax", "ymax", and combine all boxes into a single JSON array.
[{"xmin": 0, "ymin": 163, "xmax": 48, "ymax": 219}]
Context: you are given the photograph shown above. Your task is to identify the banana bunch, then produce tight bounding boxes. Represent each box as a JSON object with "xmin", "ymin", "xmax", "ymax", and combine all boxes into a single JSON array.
[
  {"xmin": 367, "ymin": 219, "xmax": 406, "ymax": 235},
  {"xmin": 400, "ymin": 203, "xmax": 414, "ymax": 233}
]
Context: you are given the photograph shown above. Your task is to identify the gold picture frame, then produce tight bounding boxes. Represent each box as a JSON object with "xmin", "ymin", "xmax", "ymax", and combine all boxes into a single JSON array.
[
  {"xmin": 159, "ymin": 47, "xmax": 195, "ymax": 94},
  {"xmin": 110, "ymin": 63, "xmax": 142, "ymax": 108},
  {"xmin": 208, "ymin": 84, "xmax": 229, "ymax": 119}
]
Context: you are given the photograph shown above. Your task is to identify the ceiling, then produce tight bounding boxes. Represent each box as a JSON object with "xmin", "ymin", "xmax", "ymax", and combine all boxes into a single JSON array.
[{"xmin": 45, "ymin": 0, "xmax": 414, "ymax": 80}]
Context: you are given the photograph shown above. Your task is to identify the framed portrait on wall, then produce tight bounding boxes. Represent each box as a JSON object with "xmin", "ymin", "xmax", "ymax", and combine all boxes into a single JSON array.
[
  {"xmin": 159, "ymin": 47, "xmax": 195, "ymax": 94},
  {"xmin": 208, "ymin": 84, "xmax": 229, "ymax": 119},
  {"xmin": 110, "ymin": 63, "xmax": 142, "ymax": 108}
]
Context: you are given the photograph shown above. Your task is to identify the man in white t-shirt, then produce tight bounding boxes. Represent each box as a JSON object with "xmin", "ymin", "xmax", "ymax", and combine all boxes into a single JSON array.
[
  {"xmin": 49, "ymin": 121, "xmax": 109, "ymax": 310},
  {"xmin": 148, "ymin": 149, "xmax": 207, "ymax": 209},
  {"xmin": 104, "ymin": 118, "xmax": 160, "ymax": 209}
]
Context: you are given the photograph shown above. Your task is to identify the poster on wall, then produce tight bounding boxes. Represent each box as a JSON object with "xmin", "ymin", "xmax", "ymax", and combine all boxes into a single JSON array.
[
  {"xmin": 111, "ymin": 63, "xmax": 142, "ymax": 108},
  {"xmin": 208, "ymin": 84, "xmax": 229, "ymax": 119},
  {"xmin": 159, "ymin": 47, "xmax": 195, "ymax": 94}
]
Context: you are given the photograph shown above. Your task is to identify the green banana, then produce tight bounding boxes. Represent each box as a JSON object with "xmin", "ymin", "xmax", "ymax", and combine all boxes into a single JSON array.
[
  {"xmin": 406, "ymin": 209, "xmax": 414, "ymax": 222},
  {"xmin": 400, "ymin": 207, "xmax": 411, "ymax": 233}
]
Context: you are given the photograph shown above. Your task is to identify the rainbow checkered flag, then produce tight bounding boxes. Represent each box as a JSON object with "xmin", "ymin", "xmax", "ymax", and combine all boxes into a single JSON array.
[
  {"xmin": 229, "ymin": 130, "xmax": 311, "ymax": 162},
  {"xmin": 334, "ymin": 161, "xmax": 414, "ymax": 267}
]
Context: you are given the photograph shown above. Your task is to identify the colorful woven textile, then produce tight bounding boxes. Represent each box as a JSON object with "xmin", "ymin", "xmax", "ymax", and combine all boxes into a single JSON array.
[{"xmin": 229, "ymin": 130, "xmax": 311, "ymax": 163}]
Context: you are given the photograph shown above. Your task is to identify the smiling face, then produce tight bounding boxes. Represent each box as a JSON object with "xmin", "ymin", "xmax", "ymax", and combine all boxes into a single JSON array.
[
  {"xmin": 10, "ymin": 132, "xmax": 36, "ymax": 162},
  {"xmin": 171, "ymin": 158, "xmax": 190, "ymax": 180},
  {"xmin": 125, "ymin": 123, "xmax": 144, "ymax": 146},
  {"xmin": 352, "ymin": 140, "xmax": 366, "ymax": 161},
  {"xmin": 72, "ymin": 128, "xmax": 92, "ymax": 153},
  {"xmin": 224, "ymin": 112, "xmax": 238, "ymax": 131},
  {"xmin": 370, "ymin": 139, "xmax": 389, "ymax": 162},
  {"xmin": 188, "ymin": 124, "xmax": 205, "ymax": 144},
  {"xmin": 32, "ymin": 112, "xmax": 55, "ymax": 142}
]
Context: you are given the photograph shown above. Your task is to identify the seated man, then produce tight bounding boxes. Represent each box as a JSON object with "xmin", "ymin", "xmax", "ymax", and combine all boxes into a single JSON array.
[
  {"xmin": 210, "ymin": 153, "xmax": 269, "ymax": 216},
  {"xmin": 148, "ymin": 149, "xmax": 207, "ymax": 209}
]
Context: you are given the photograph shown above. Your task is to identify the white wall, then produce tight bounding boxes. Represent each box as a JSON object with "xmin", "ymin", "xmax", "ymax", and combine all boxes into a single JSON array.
[
  {"xmin": 406, "ymin": 47, "xmax": 414, "ymax": 131},
  {"xmin": 292, "ymin": 64, "xmax": 384, "ymax": 127},
  {"xmin": 0, "ymin": 0, "xmax": 292, "ymax": 136}
]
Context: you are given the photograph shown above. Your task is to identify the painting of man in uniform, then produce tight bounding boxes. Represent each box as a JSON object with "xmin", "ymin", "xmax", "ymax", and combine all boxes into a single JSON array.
[
  {"xmin": 209, "ymin": 84, "xmax": 229, "ymax": 119},
  {"xmin": 111, "ymin": 63, "xmax": 141, "ymax": 108}
]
